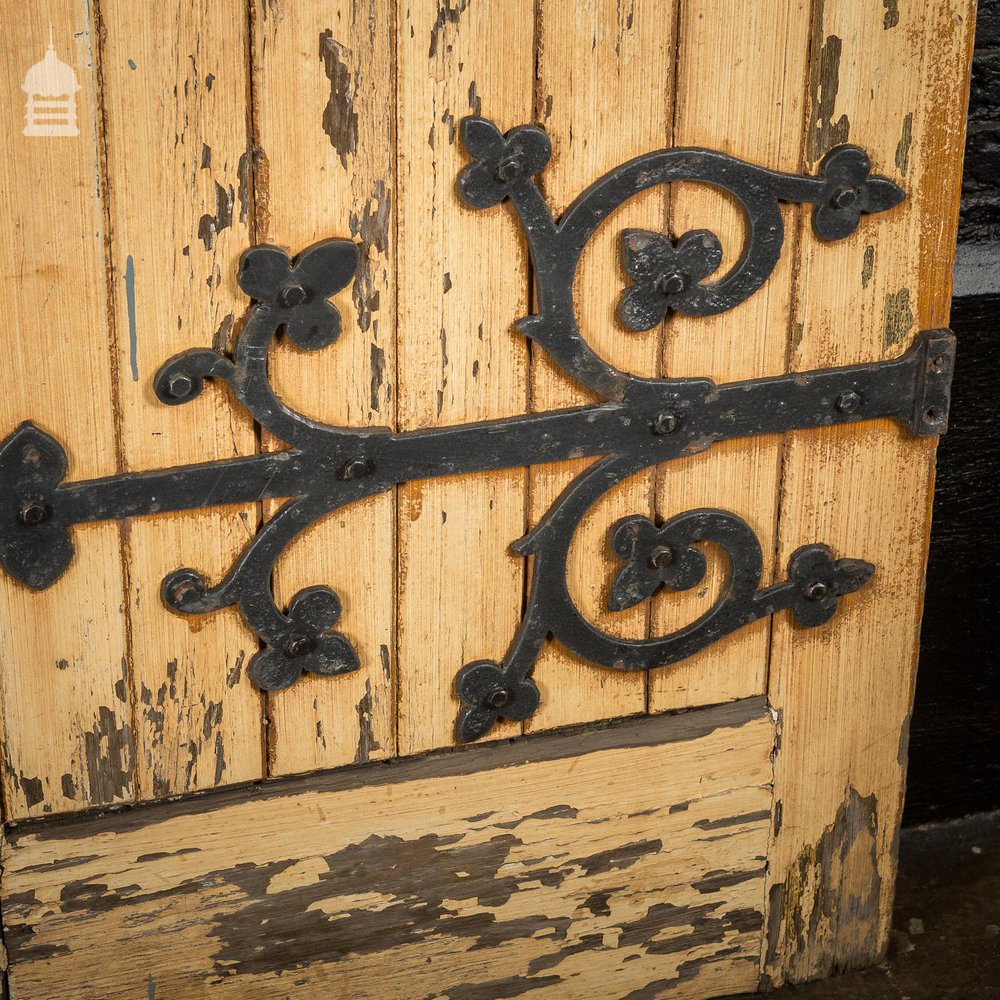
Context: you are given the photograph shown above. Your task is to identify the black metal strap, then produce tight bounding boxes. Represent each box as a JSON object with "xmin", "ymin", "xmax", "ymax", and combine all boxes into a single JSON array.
[{"xmin": 0, "ymin": 116, "xmax": 953, "ymax": 742}]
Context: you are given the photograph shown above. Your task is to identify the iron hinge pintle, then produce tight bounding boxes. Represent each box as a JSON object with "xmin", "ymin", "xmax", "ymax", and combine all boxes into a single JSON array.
[{"xmin": 0, "ymin": 115, "xmax": 954, "ymax": 743}]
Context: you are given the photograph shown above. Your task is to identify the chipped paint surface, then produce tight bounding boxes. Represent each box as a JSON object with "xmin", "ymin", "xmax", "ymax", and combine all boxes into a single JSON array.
[
  {"xmin": 124, "ymin": 254, "xmax": 138, "ymax": 381},
  {"xmin": 883, "ymin": 287, "xmax": 914, "ymax": 349},
  {"xmin": 895, "ymin": 112, "xmax": 914, "ymax": 175},
  {"xmin": 428, "ymin": 0, "xmax": 472, "ymax": 59},
  {"xmin": 808, "ymin": 25, "xmax": 850, "ymax": 160},
  {"xmin": 764, "ymin": 788, "xmax": 882, "ymax": 984},
  {"xmin": 319, "ymin": 30, "xmax": 358, "ymax": 168},
  {"xmin": 3, "ymin": 701, "xmax": 774, "ymax": 999}
]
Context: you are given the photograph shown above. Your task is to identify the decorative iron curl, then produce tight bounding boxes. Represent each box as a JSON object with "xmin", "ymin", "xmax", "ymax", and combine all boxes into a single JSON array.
[
  {"xmin": 451, "ymin": 116, "xmax": 899, "ymax": 741},
  {"xmin": 0, "ymin": 115, "xmax": 945, "ymax": 745}
]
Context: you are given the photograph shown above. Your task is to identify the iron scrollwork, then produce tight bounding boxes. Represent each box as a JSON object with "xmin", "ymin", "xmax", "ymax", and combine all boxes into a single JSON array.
[{"xmin": 0, "ymin": 116, "xmax": 954, "ymax": 742}]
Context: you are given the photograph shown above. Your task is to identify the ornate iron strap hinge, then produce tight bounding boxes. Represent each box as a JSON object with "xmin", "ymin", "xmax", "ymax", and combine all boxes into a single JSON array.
[{"xmin": 0, "ymin": 117, "xmax": 953, "ymax": 743}]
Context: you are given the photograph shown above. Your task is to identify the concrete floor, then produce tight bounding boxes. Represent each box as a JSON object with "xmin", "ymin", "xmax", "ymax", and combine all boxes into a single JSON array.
[{"xmin": 742, "ymin": 811, "xmax": 1000, "ymax": 999}]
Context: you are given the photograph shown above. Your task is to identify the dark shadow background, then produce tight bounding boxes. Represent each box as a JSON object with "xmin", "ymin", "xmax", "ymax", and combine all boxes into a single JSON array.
[{"xmin": 905, "ymin": 0, "xmax": 1000, "ymax": 826}]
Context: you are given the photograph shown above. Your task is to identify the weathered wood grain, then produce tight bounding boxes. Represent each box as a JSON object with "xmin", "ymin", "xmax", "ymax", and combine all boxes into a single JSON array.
[
  {"xmin": 526, "ymin": 0, "xmax": 675, "ymax": 733},
  {"xmin": 763, "ymin": 0, "xmax": 976, "ymax": 985},
  {"xmin": 251, "ymin": 0, "xmax": 396, "ymax": 776},
  {"xmin": 97, "ymin": 2, "xmax": 264, "ymax": 801},
  {"xmin": 3, "ymin": 699, "xmax": 774, "ymax": 999},
  {"xmin": 648, "ymin": 0, "xmax": 811, "ymax": 714},
  {"xmin": 395, "ymin": 0, "xmax": 533, "ymax": 754},
  {"xmin": 0, "ymin": 5, "xmax": 133, "ymax": 818}
]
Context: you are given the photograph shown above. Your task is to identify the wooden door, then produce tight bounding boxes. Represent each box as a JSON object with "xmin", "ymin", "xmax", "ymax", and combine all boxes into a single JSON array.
[{"xmin": 0, "ymin": 2, "xmax": 974, "ymax": 997}]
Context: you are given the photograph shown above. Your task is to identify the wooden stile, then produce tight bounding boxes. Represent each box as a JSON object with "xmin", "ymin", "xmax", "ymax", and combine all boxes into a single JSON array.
[
  {"xmin": 0, "ymin": 5, "xmax": 133, "ymax": 819},
  {"xmin": 527, "ymin": 0, "xmax": 676, "ymax": 733},
  {"xmin": 97, "ymin": 1, "xmax": 264, "ymax": 802},
  {"xmin": 649, "ymin": 0, "xmax": 811, "ymax": 713},
  {"xmin": 763, "ymin": 0, "xmax": 975, "ymax": 984},
  {"xmin": 395, "ymin": 0, "xmax": 534, "ymax": 755},
  {"xmin": 251, "ymin": 0, "xmax": 396, "ymax": 777}
]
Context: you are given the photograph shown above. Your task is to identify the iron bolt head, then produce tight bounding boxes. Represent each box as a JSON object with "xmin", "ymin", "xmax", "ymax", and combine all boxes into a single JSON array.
[
  {"xmin": 836, "ymin": 390, "xmax": 862, "ymax": 414},
  {"xmin": 804, "ymin": 579, "xmax": 830, "ymax": 601},
  {"xmin": 648, "ymin": 545, "xmax": 674, "ymax": 570},
  {"xmin": 494, "ymin": 153, "xmax": 524, "ymax": 184},
  {"xmin": 656, "ymin": 272, "xmax": 687, "ymax": 296},
  {"xmin": 831, "ymin": 187, "xmax": 858, "ymax": 210},
  {"xmin": 340, "ymin": 458, "xmax": 373, "ymax": 481},
  {"xmin": 170, "ymin": 580, "xmax": 198, "ymax": 604},
  {"xmin": 18, "ymin": 500, "xmax": 47, "ymax": 526},
  {"xmin": 285, "ymin": 633, "xmax": 316, "ymax": 658},
  {"xmin": 167, "ymin": 373, "xmax": 194, "ymax": 400},
  {"xmin": 652, "ymin": 411, "xmax": 681, "ymax": 435},
  {"xmin": 486, "ymin": 686, "xmax": 510, "ymax": 710},
  {"xmin": 278, "ymin": 284, "xmax": 308, "ymax": 308}
]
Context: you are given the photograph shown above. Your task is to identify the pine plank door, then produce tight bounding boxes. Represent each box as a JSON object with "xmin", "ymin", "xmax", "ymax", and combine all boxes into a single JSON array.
[{"xmin": 0, "ymin": 2, "xmax": 974, "ymax": 997}]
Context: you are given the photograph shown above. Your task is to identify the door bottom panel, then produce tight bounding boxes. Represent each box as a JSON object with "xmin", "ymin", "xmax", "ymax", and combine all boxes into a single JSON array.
[{"xmin": 2, "ymin": 698, "xmax": 775, "ymax": 999}]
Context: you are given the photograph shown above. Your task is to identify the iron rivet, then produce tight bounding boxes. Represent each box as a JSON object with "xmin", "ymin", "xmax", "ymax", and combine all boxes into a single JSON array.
[
  {"xmin": 831, "ymin": 187, "xmax": 858, "ymax": 210},
  {"xmin": 279, "ymin": 284, "xmax": 308, "ymax": 308},
  {"xmin": 656, "ymin": 272, "xmax": 687, "ymax": 296},
  {"xmin": 167, "ymin": 373, "xmax": 194, "ymax": 399},
  {"xmin": 171, "ymin": 580, "xmax": 198, "ymax": 604},
  {"xmin": 836, "ymin": 390, "xmax": 862, "ymax": 414},
  {"xmin": 18, "ymin": 500, "xmax": 47, "ymax": 526},
  {"xmin": 649, "ymin": 545, "xmax": 674, "ymax": 570},
  {"xmin": 930, "ymin": 354, "xmax": 946, "ymax": 373},
  {"xmin": 285, "ymin": 633, "xmax": 316, "ymax": 658},
  {"xmin": 486, "ymin": 686, "xmax": 510, "ymax": 710},
  {"xmin": 340, "ymin": 458, "xmax": 372, "ymax": 481},
  {"xmin": 494, "ymin": 154, "xmax": 523, "ymax": 184},
  {"xmin": 652, "ymin": 411, "xmax": 680, "ymax": 435},
  {"xmin": 21, "ymin": 445, "xmax": 41, "ymax": 466},
  {"xmin": 925, "ymin": 406, "xmax": 940, "ymax": 422},
  {"xmin": 805, "ymin": 580, "xmax": 830, "ymax": 601}
]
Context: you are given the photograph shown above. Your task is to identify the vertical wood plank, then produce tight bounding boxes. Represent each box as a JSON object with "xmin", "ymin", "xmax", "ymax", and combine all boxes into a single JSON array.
[
  {"xmin": 98, "ymin": 2, "xmax": 264, "ymax": 799},
  {"xmin": 526, "ymin": 0, "xmax": 677, "ymax": 732},
  {"xmin": 764, "ymin": 0, "xmax": 975, "ymax": 984},
  {"xmin": 252, "ymin": 0, "xmax": 395, "ymax": 775},
  {"xmin": 648, "ymin": 0, "xmax": 811, "ymax": 712},
  {"xmin": 0, "ymin": 6, "xmax": 134, "ymax": 818},
  {"xmin": 396, "ymin": 0, "xmax": 534, "ymax": 754}
]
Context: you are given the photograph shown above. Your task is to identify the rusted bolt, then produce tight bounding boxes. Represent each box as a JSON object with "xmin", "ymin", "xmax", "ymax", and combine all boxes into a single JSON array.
[
  {"xmin": 656, "ymin": 272, "xmax": 687, "ymax": 296},
  {"xmin": 652, "ymin": 411, "xmax": 681, "ymax": 435},
  {"xmin": 18, "ymin": 500, "xmax": 47, "ymax": 526},
  {"xmin": 278, "ymin": 284, "xmax": 307, "ymax": 308},
  {"xmin": 805, "ymin": 580, "xmax": 830, "ymax": 601},
  {"xmin": 648, "ymin": 545, "xmax": 674, "ymax": 570},
  {"xmin": 340, "ymin": 458, "xmax": 373, "ymax": 481},
  {"xmin": 494, "ymin": 153, "xmax": 524, "ymax": 184},
  {"xmin": 486, "ymin": 686, "xmax": 510, "ymax": 710},
  {"xmin": 836, "ymin": 390, "xmax": 862, "ymax": 414},
  {"xmin": 285, "ymin": 633, "xmax": 316, "ymax": 658},
  {"xmin": 831, "ymin": 187, "xmax": 858, "ymax": 210},
  {"xmin": 167, "ymin": 372, "xmax": 194, "ymax": 400}
]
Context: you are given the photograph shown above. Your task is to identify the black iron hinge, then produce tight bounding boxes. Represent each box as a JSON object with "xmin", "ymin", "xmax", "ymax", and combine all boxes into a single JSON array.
[{"xmin": 0, "ymin": 117, "xmax": 953, "ymax": 742}]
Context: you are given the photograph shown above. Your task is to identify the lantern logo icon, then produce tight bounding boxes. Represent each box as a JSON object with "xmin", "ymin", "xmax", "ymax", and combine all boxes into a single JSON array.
[{"xmin": 22, "ymin": 29, "xmax": 80, "ymax": 138}]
